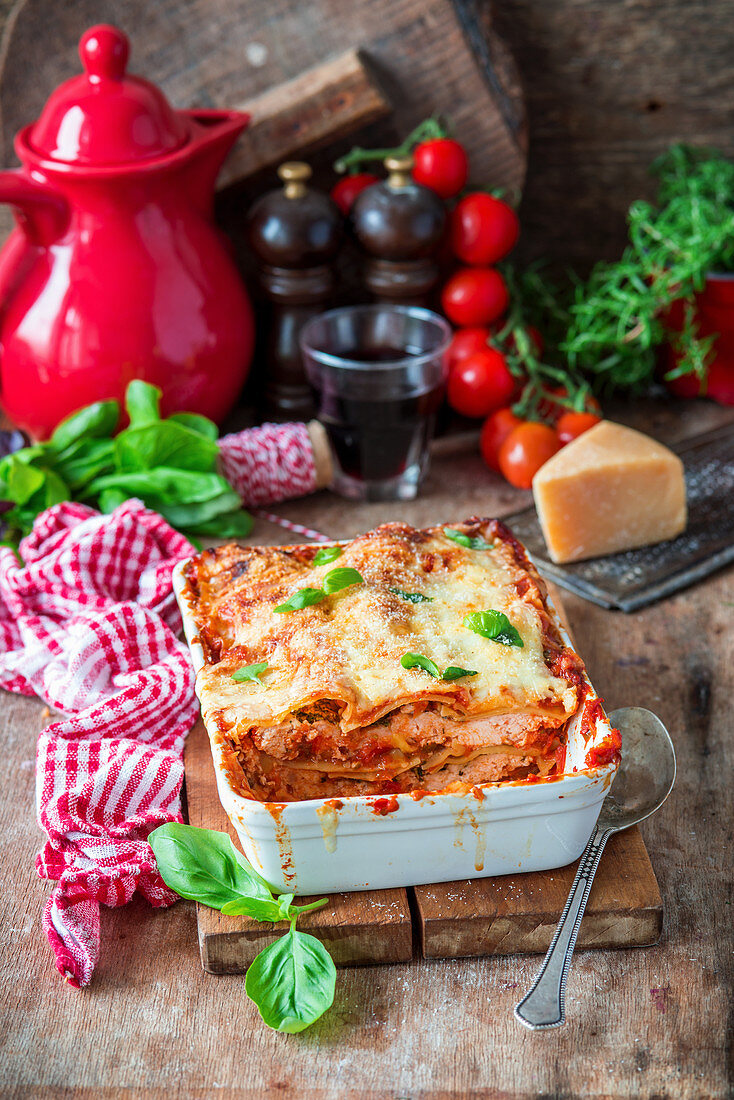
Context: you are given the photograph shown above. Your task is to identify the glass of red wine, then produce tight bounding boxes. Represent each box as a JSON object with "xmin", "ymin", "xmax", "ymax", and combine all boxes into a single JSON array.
[{"xmin": 300, "ymin": 305, "xmax": 451, "ymax": 501}]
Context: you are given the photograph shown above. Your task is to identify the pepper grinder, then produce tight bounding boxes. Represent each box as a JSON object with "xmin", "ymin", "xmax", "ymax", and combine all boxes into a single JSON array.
[
  {"xmin": 247, "ymin": 162, "xmax": 343, "ymax": 420},
  {"xmin": 350, "ymin": 155, "xmax": 446, "ymax": 306}
]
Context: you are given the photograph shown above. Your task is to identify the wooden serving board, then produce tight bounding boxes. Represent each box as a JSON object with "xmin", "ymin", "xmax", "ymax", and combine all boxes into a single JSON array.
[{"xmin": 185, "ymin": 720, "xmax": 662, "ymax": 975}]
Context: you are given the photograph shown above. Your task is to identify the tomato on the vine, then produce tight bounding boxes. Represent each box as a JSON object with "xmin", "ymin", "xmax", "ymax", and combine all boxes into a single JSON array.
[
  {"xmin": 446, "ymin": 327, "xmax": 491, "ymax": 372},
  {"xmin": 480, "ymin": 408, "xmax": 524, "ymax": 471},
  {"xmin": 498, "ymin": 422, "xmax": 560, "ymax": 489},
  {"xmin": 441, "ymin": 268, "xmax": 509, "ymax": 327},
  {"xmin": 447, "ymin": 348, "xmax": 516, "ymax": 418},
  {"xmin": 537, "ymin": 386, "xmax": 602, "ymax": 424},
  {"xmin": 556, "ymin": 411, "xmax": 601, "ymax": 445},
  {"xmin": 413, "ymin": 138, "xmax": 468, "ymax": 199},
  {"xmin": 450, "ymin": 193, "xmax": 520, "ymax": 266},
  {"xmin": 330, "ymin": 173, "xmax": 379, "ymax": 214}
]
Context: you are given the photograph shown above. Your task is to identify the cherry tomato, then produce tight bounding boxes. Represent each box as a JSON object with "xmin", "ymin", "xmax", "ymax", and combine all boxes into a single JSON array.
[
  {"xmin": 450, "ymin": 193, "xmax": 520, "ymax": 265},
  {"xmin": 556, "ymin": 411, "xmax": 602, "ymax": 445},
  {"xmin": 500, "ymin": 324, "xmax": 544, "ymax": 358},
  {"xmin": 412, "ymin": 138, "xmax": 468, "ymax": 200},
  {"xmin": 447, "ymin": 348, "xmax": 516, "ymax": 418},
  {"xmin": 498, "ymin": 422, "xmax": 560, "ymax": 489},
  {"xmin": 330, "ymin": 173, "xmax": 379, "ymax": 214},
  {"xmin": 446, "ymin": 327, "xmax": 491, "ymax": 372},
  {"xmin": 441, "ymin": 268, "xmax": 509, "ymax": 327},
  {"xmin": 480, "ymin": 408, "xmax": 524, "ymax": 471}
]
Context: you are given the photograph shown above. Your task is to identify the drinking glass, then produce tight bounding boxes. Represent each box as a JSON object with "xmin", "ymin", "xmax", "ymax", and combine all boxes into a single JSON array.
[{"xmin": 300, "ymin": 304, "xmax": 451, "ymax": 501}]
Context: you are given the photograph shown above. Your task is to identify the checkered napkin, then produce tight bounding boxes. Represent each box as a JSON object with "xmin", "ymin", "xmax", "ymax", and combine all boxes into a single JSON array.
[
  {"xmin": 0, "ymin": 500, "xmax": 197, "ymax": 987},
  {"xmin": 0, "ymin": 421, "xmax": 322, "ymax": 988}
]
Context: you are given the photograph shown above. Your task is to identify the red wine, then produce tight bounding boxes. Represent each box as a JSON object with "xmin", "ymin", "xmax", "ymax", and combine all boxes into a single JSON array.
[{"xmin": 318, "ymin": 381, "xmax": 444, "ymax": 482}]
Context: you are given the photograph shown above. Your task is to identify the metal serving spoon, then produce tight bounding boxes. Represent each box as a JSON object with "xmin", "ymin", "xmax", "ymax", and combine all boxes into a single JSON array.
[{"xmin": 514, "ymin": 707, "xmax": 676, "ymax": 1030}]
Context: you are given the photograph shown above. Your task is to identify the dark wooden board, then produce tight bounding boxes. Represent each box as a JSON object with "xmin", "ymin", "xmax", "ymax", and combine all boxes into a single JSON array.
[
  {"xmin": 414, "ymin": 827, "xmax": 662, "ymax": 959},
  {"xmin": 184, "ymin": 717, "xmax": 414, "ymax": 972}
]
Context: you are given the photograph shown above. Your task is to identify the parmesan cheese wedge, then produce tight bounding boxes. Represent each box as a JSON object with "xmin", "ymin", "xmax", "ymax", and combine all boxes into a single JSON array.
[{"xmin": 532, "ymin": 421, "xmax": 687, "ymax": 563}]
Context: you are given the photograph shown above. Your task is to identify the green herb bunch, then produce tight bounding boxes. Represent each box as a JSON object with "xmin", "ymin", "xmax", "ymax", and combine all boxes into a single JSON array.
[
  {"xmin": 149, "ymin": 823, "xmax": 336, "ymax": 1033},
  {"xmin": 563, "ymin": 144, "xmax": 734, "ymax": 392},
  {"xmin": 0, "ymin": 381, "xmax": 252, "ymax": 550}
]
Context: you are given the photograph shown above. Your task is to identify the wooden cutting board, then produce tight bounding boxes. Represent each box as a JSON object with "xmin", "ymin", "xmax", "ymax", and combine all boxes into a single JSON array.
[{"xmin": 185, "ymin": 713, "xmax": 663, "ymax": 974}]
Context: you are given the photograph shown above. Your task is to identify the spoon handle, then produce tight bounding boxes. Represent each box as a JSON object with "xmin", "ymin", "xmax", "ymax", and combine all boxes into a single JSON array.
[{"xmin": 514, "ymin": 824, "xmax": 613, "ymax": 1029}]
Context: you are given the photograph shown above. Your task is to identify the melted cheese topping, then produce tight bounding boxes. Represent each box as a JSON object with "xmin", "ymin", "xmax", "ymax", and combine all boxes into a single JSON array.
[{"xmin": 186, "ymin": 519, "xmax": 580, "ymax": 735}]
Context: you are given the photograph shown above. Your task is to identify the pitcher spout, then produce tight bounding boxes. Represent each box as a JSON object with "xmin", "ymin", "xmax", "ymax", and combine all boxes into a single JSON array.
[{"xmin": 181, "ymin": 109, "xmax": 249, "ymax": 214}]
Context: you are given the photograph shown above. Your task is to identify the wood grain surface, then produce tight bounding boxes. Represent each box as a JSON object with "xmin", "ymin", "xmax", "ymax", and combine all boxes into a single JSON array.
[
  {"xmin": 2, "ymin": 398, "xmax": 732, "ymax": 1098},
  {"xmin": 185, "ymin": 718, "xmax": 413, "ymax": 972}
]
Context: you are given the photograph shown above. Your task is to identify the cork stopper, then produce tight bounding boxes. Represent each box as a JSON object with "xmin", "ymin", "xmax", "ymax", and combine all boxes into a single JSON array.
[
  {"xmin": 385, "ymin": 155, "xmax": 414, "ymax": 189},
  {"xmin": 278, "ymin": 161, "xmax": 312, "ymax": 199}
]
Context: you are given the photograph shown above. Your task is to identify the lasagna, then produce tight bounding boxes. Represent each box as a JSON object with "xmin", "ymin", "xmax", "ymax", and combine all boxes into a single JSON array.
[{"xmin": 183, "ymin": 518, "xmax": 588, "ymax": 802}]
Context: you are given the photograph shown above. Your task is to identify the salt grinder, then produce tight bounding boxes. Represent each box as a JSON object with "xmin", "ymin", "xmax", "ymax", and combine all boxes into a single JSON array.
[
  {"xmin": 247, "ymin": 162, "xmax": 342, "ymax": 420},
  {"xmin": 350, "ymin": 155, "xmax": 446, "ymax": 306}
]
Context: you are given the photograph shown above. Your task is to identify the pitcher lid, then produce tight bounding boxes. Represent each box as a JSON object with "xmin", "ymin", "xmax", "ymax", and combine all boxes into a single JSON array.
[{"xmin": 28, "ymin": 25, "xmax": 189, "ymax": 166}]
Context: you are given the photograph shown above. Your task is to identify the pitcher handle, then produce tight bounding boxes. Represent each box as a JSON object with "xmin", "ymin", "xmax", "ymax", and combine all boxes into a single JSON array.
[{"xmin": 0, "ymin": 171, "xmax": 69, "ymax": 245}]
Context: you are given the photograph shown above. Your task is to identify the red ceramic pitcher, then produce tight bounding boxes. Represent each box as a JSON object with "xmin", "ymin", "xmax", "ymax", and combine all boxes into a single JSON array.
[{"xmin": 0, "ymin": 24, "xmax": 254, "ymax": 438}]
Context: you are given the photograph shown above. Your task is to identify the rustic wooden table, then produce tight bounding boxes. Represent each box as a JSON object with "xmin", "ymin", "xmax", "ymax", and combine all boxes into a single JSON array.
[{"xmin": 2, "ymin": 399, "xmax": 732, "ymax": 1099}]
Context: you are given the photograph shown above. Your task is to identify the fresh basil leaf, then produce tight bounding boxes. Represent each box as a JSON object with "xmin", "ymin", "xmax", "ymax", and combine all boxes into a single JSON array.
[
  {"xmin": 6, "ymin": 459, "xmax": 45, "ymax": 505},
  {"xmin": 55, "ymin": 439, "xmax": 116, "ymax": 491},
  {"xmin": 463, "ymin": 610, "xmax": 524, "ymax": 648},
  {"xmin": 115, "ymin": 421, "xmax": 220, "ymax": 474},
  {"xmin": 149, "ymin": 822, "xmax": 275, "ymax": 909},
  {"xmin": 312, "ymin": 545, "xmax": 342, "ymax": 566},
  {"xmin": 401, "ymin": 652, "xmax": 441, "ymax": 678},
  {"xmin": 85, "ymin": 468, "xmax": 239, "ymax": 509},
  {"xmin": 245, "ymin": 926, "xmax": 336, "ymax": 1033},
  {"xmin": 220, "ymin": 896, "xmax": 285, "ymax": 921},
  {"xmin": 442, "ymin": 666, "xmax": 478, "ymax": 681},
  {"xmin": 98, "ymin": 487, "xmax": 129, "ymax": 513},
  {"xmin": 167, "ymin": 411, "xmax": 219, "ymax": 441},
  {"xmin": 388, "ymin": 586, "xmax": 433, "ymax": 604},
  {"xmin": 443, "ymin": 527, "xmax": 494, "ymax": 550},
  {"xmin": 322, "ymin": 566, "xmax": 363, "ymax": 594},
  {"xmin": 232, "ymin": 661, "xmax": 268, "ymax": 684},
  {"xmin": 126, "ymin": 380, "xmax": 162, "ymax": 426},
  {"xmin": 48, "ymin": 400, "xmax": 119, "ymax": 454},
  {"xmin": 274, "ymin": 587, "xmax": 326, "ymax": 613}
]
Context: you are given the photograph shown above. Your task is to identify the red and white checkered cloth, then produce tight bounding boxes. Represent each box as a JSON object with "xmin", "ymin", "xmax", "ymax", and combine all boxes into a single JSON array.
[
  {"xmin": 0, "ymin": 500, "xmax": 197, "ymax": 987},
  {"xmin": 0, "ymin": 421, "xmax": 327, "ymax": 988}
]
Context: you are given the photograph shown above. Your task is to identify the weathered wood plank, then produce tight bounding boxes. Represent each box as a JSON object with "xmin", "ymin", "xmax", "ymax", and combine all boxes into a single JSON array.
[{"xmin": 414, "ymin": 827, "xmax": 663, "ymax": 959}]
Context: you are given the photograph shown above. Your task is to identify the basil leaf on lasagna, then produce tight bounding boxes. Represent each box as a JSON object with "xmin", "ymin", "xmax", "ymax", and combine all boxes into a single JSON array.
[
  {"xmin": 401, "ymin": 652, "xmax": 441, "ymax": 677},
  {"xmin": 231, "ymin": 661, "xmax": 268, "ymax": 684},
  {"xmin": 312, "ymin": 545, "xmax": 342, "ymax": 566},
  {"xmin": 443, "ymin": 527, "xmax": 493, "ymax": 550},
  {"xmin": 388, "ymin": 586, "xmax": 433, "ymax": 603},
  {"xmin": 442, "ymin": 666, "xmax": 478, "ymax": 681},
  {"xmin": 464, "ymin": 610, "xmax": 524, "ymax": 648},
  {"xmin": 322, "ymin": 567, "xmax": 363, "ymax": 594},
  {"xmin": 274, "ymin": 587, "xmax": 326, "ymax": 612}
]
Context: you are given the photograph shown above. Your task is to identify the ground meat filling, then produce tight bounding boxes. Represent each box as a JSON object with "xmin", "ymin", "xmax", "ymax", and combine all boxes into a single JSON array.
[{"xmin": 228, "ymin": 700, "xmax": 567, "ymax": 801}]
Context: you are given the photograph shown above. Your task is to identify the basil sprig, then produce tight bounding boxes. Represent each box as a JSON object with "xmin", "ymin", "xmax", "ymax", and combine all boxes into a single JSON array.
[
  {"xmin": 464, "ymin": 610, "xmax": 524, "ymax": 648},
  {"xmin": 312, "ymin": 545, "xmax": 342, "ymax": 566},
  {"xmin": 275, "ymin": 567, "xmax": 363, "ymax": 613},
  {"xmin": 389, "ymin": 586, "xmax": 433, "ymax": 604},
  {"xmin": 149, "ymin": 823, "xmax": 334, "ymax": 1033},
  {"xmin": 231, "ymin": 661, "xmax": 268, "ymax": 684},
  {"xmin": 0, "ymin": 380, "xmax": 253, "ymax": 549},
  {"xmin": 401, "ymin": 653, "xmax": 477, "ymax": 680},
  {"xmin": 443, "ymin": 527, "xmax": 494, "ymax": 551}
]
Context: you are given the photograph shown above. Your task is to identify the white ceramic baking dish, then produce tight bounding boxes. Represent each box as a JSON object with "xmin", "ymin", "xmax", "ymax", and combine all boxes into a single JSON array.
[{"xmin": 173, "ymin": 556, "xmax": 619, "ymax": 895}]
